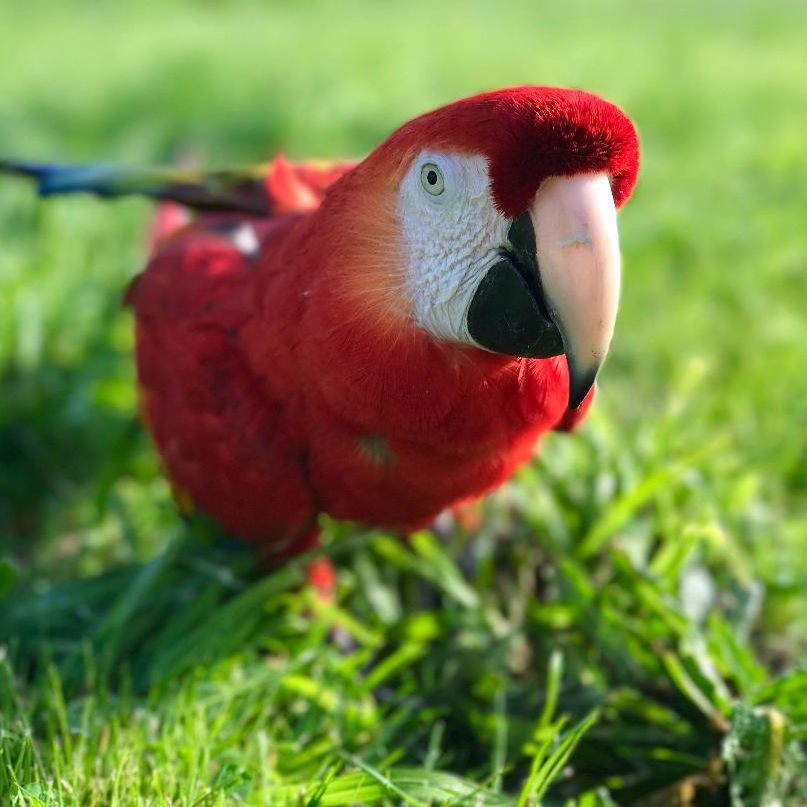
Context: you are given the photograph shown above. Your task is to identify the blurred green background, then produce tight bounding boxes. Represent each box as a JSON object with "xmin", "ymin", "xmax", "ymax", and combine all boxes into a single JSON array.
[{"xmin": 1, "ymin": 1, "xmax": 806, "ymax": 804}]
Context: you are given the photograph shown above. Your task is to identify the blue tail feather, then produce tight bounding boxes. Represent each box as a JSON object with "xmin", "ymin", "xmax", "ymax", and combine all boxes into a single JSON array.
[
  {"xmin": 0, "ymin": 160, "xmax": 121, "ymax": 196},
  {"xmin": 0, "ymin": 159, "xmax": 271, "ymax": 214}
]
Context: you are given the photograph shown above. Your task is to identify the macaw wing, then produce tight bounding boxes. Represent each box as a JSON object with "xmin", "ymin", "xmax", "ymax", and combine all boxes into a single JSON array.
[{"xmin": 0, "ymin": 155, "xmax": 357, "ymax": 216}]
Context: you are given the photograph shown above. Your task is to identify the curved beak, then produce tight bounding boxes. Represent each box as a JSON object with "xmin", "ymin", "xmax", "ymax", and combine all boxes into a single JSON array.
[{"xmin": 530, "ymin": 173, "xmax": 621, "ymax": 409}]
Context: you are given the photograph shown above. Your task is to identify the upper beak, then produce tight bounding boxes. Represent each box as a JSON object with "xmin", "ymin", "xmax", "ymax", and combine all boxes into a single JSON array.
[{"xmin": 530, "ymin": 173, "xmax": 621, "ymax": 409}]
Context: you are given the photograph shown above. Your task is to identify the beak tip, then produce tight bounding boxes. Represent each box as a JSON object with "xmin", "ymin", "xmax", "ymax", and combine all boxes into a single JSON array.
[{"xmin": 566, "ymin": 361, "xmax": 599, "ymax": 410}]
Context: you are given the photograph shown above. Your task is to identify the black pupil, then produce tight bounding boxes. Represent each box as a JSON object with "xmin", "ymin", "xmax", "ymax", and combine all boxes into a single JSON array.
[{"xmin": 426, "ymin": 169, "xmax": 438, "ymax": 185}]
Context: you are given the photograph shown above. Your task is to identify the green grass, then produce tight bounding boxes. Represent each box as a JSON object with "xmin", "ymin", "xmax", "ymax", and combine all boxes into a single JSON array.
[{"xmin": 1, "ymin": 0, "xmax": 807, "ymax": 804}]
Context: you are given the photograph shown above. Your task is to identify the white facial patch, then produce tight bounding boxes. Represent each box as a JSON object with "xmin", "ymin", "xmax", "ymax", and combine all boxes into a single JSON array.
[{"xmin": 398, "ymin": 152, "xmax": 510, "ymax": 345}]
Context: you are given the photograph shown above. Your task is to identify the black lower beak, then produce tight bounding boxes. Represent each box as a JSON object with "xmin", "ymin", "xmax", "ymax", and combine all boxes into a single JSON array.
[{"xmin": 466, "ymin": 213, "xmax": 564, "ymax": 360}]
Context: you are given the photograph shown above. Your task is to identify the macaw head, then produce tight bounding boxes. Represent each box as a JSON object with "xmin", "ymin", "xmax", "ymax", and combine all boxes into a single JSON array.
[{"xmin": 319, "ymin": 86, "xmax": 639, "ymax": 409}]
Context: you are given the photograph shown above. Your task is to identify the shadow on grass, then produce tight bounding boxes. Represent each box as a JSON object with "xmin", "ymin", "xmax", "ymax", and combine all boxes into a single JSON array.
[
  {"xmin": 0, "ymin": 525, "xmax": 287, "ymax": 694},
  {"xmin": 0, "ymin": 363, "xmax": 141, "ymax": 550}
]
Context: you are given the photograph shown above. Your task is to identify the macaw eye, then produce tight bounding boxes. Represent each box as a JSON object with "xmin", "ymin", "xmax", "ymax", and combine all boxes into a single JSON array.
[{"xmin": 420, "ymin": 163, "xmax": 445, "ymax": 196}]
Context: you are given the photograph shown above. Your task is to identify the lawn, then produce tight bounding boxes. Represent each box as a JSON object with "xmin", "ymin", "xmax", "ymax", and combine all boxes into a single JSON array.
[{"xmin": 1, "ymin": 0, "xmax": 806, "ymax": 804}]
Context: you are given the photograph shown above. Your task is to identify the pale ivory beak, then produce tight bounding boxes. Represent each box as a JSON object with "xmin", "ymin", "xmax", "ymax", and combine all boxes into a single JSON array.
[{"xmin": 530, "ymin": 173, "xmax": 621, "ymax": 409}]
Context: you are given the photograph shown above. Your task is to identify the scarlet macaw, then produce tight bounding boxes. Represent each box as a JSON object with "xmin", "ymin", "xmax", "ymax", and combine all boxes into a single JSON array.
[{"xmin": 2, "ymin": 86, "xmax": 639, "ymax": 562}]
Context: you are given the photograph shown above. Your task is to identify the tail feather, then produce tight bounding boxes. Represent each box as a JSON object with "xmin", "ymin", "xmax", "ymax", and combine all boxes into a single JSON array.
[{"xmin": 0, "ymin": 159, "xmax": 271, "ymax": 215}]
